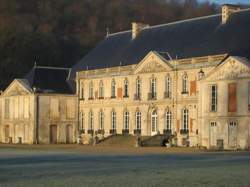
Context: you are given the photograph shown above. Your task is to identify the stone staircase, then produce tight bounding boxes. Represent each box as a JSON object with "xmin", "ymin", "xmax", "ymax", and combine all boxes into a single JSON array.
[
  {"xmin": 97, "ymin": 134, "xmax": 137, "ymax": 147},
  {"xmin": 140, "ymin": 134, "xmax": 173, "ymax": 147}
]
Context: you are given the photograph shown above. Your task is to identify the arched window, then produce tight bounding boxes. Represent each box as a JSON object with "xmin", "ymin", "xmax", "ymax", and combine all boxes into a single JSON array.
[
  {"xmin": 99, "ymin": 110, "xmax": 104, "ymax": 130},
  {"xmin": 88, "ymin": 110, "xmax": 94, "ymax": 130},
  {"xmin": 151, "ymin": 110, "xmax": 157, "ymax": 132},
  {"xmin": 79, "ymin": 112, "xmax": 84, "ymax": 131},
  {"xmin": 165, "ymin": 76, "xmax": 172, "ymax": 98},
  {"xmin": 89, "ymin": 81, "xmax": 94, "ymax": 99},
  {"xmin": 135, "ymin": 77, "xmax": 141, "ymax": 100},
  {"xmin": 124, "ymin": 79, "xmax": 129, "ymax": 97},
  {"xmin": 123, "ymin": 111, "xmax": 129, "ymax": 130},
  {"xmin": 150, "ymin": 77, "xmax": 157, "ymax": 99},
  {"xmin": 111, "ymin": 79, "xmax": 116, "ymax": 98},
  {"xmin": 182, "ymin": 108, "xmax": 189, "ymax": 130},
  {"xmin": 182, "ymin": 74, "xmax": 188, "ymax": 93},
  {"xmin": 99, "ymin": 80, "xmax": 104, "ymax": 99},
  {"xmin": 165, "ymin": 109, "xmax": 172, "ymax": 131},
  {"xmin": 136, "ymin": 111, "xmax": 141, "ymax": 130},
  {"xmin": 111, "ymin": 110, "xmax": 116, "ymax": 130}
]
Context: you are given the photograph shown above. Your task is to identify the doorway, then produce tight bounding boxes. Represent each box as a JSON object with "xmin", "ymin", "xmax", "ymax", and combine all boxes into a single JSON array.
[
  {"xmin": 209, "ymin": 122, "xmax": 217, "ymax": 147},
  {"xmin": 228, "ymin": 121, "xmax": 237, "ymax": 148},
  {"xmin": 50, "ymin": 125, "xmax": 57, "ymax": 144},
  {"xmin": 4, "ymin": 125, "xmax": 10, "ymax": 143},
  {"xmin": 151, "ymin": 110, "xmax": 158, "ymax": 136},
  {"xmin": 66, "ymin": 125, "xmax": 73, "ymax": 144}
]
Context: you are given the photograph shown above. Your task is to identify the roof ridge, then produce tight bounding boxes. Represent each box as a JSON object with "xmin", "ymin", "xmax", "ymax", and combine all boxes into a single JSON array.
[
  {"xmin": 35, "ymin": 65, "xmax": 70, "ymax": 70},
  {"xmin": 145, "ymin": 14, "xmax": 221, "ymax": 30},
  {"xmin": 107, "ymin": 30, "xmax": 131, "ymax": 37}
]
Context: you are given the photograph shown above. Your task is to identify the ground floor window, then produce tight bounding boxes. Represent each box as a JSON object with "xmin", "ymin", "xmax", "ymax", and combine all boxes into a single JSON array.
[
  {"xmin": 136, "ymin": 111, "xmax": 141, "ymax": 130},
  {"xmin": 151, "ymin": 110, "xmax": 157, "ymax": 132},
  {"xmin": 111, "ymin": 111, "xmax": 116, "ymax": 130}
]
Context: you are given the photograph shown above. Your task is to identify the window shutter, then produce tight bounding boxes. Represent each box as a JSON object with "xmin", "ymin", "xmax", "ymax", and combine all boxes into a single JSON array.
[{"xmin": 228, "ymin": 83, "xmax": 237, "ymax": 112}]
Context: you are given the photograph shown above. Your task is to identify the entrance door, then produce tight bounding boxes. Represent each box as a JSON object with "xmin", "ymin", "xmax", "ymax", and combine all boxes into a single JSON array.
[
  {"xmin": 50, "ymin": 125, "xmax": 57, "ymax": 144},
  {"xmin": 209, "ymin": 122, "xmax": 217, "ymax": 147},
  {"xmin": 248, "ymin": 123, "xmax": 250, "ymax": 149},
  {"xmin": 4, "ymin": 125, "xmax": 10, "ymax": 143},
  {"xmin": 66, "ymin": 125, "xmax": 73, "ymax": 144},
  {"xmin": 151, "ymin": 110, "xmax": 158, "ymax": 136},
  {"xmin": 24, "ymin": 125, "xmax": 29, "ymax": 143},
  {"xmin": 228, "ymin": 121, "xmax": 237, "ymax": 148}
]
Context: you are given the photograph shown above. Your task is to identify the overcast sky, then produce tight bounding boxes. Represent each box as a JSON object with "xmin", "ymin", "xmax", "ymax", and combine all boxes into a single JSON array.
[{"xmin": 200, "ymin": 0, "xmax": 250, "ymax": 4}]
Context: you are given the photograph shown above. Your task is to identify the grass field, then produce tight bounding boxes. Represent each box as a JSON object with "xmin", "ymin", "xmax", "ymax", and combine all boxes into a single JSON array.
[{"xmin": 0, "ymin": 145, "xmax": 250, "ymax": 187}]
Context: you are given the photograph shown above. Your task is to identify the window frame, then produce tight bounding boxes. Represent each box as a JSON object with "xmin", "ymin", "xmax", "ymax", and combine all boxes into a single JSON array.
[
  {"xmin": 182, "ymin": 74, "xmax": 188, "ymax": 94},
  {"xmin": 135, "ymin": 111, "xmax": 141, "ymax": 130},
  {"xmin": 111, "ymin": 110, "xmax": 116, "ymax": 130},
  {"xmin": 182, "ymin": 108, "xmax": 189, "ymax": 130},
  {"xmin": 123, "ymin": 111, "xmax": 129, "ymax": 130},
  {"xmin": 210, "ymin": 84, "xmax": 217, "ymax": 112},
  {"xmin": 111, "ymin": 79, "xmax": 116, "ymax": 98}
]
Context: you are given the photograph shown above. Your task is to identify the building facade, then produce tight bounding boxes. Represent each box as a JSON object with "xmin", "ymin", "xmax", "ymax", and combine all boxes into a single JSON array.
[
  {"xmin": 0, "ymin": 66, "xmax": 78, "ymax": 144},
  {"xmin": 72, "ymin": 4, "xmax": 250, "ymax": 149}
]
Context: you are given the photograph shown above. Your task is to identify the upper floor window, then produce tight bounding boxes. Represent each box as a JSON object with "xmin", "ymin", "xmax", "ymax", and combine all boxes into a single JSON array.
[
  {"xmin": 89, "ymin": 81, "xmax": 94, "ymax": 99},
  {"xmin": 80, "ymin": 81, "xmax": 84, "ymax": 99},
  {"xmin": 165, "ymin": 75, "xmax": 172, "ymax": 98},
  {"xmin": 182, "ymin": 74, "xmax": 188, "ymax": 94},
  {"xmin": 210, "ymin": 85, "xmax": 217, "ymax": 112},
  {"xmin": 136, "ymin": 111, "xmax": 141, "ymax": 130},
  {"xmin": 111, "ymin": 79, "xmax": 116, "ymax": 98},
  {"xmin": 111, "ymin": 110, "xmax": 116, "ymax": 130},
  {"xmin": 165, "ymin": 109, "xmax": 172, "ymax": 131},
  {"xmin": 182, "ymin": 108, "xmax": 189, "ymax": 130},
  {"xmin": 248, "ymin": 82, "xmax": 250, "ymax": 111},
  {"xmin": 124, "ymin": 79, "xmax": 129, "ymax": 98},
  {"xmin": 88, "ymin": 110, "xmax": 94, "ymax": 130},
  {"xmin": 149, "ymin": 77, "xmax": 157, "ymax": 100},
  {"xmin": 99, "ymin": 110, "xmax": 104, "ymax": 130},
  {"xmin": 99, "ymin": 80, "xmax": 104, "ymax": 99},
  {"xmin": 123, "ymin": 111, "xmax": 129, "ymax": 130},
  {"xmin": 135, "ymin": 77, "xmax": 141, "ymax": 100}
]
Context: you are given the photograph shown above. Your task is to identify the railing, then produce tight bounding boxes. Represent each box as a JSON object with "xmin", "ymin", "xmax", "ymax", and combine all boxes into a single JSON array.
[
  {"xmin": 122, "ymin": 129, "xmax": 129, "ymax": 134},
  {"xmin": 164, "ymin": 92, "xmax": 171, "ymax": 99},
  {"xmin": 134, "ymin": 94, "xmax": 141, "ymax": 100},
  {"xmin": 109, "ymin": 129, "xmax": 117, "ymax": 134},
  {"xmin": 148, "ymin": 92, "xmax": 157, "ymax": 100},
  {"xmin": 180, "ymin": 129, "xmax": 189, "ymax": 134},
  {"xmin": 134, "ymin": 129, "xmax": 141, "ymax": 135}
]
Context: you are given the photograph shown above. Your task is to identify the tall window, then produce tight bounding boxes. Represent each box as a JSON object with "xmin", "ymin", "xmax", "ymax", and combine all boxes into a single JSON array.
[
  {"xmin": 99, "ymin": 110, "xmax": 104, "ymax": 130},
  {"xmin": 123, "ymin": 111, "xmax": 129, "ymax": 130},
  {"xmin": 135, "ymin": 78, "xmax": 141, "ymax": 99},
  {"xmin": 136, "ymin": 111, "xmax": 141, "ymax": 130},
  {"xmin": 165, "ymin": 76, "xmax": 172, "ymax": 98},
  {"xmin": 88, "ymin": 110, "xmax": 94, "ymax": 130},
  {"xmin": 80, "ymin": 81, "xmax": 84, "ymax": 99},
  {"xmin": 165, "ymin": 109, "xmax": 172, "ymax": 131},
  {"xmin": 111, "ymin": 79, "xmax": 116, "ymax": 98},
  {"xmin": 79, "ymin": 112, "xmax": 84, "ymax": 131},
  {"xmin": 150, "ymin": 77, "xmax": 157, "ymax": 99},
  {"xmin": 182, "ymin": 108, "xmax": 189, "ymax": 130},
  {"xmin": 182, "ymin": 74, "xmax": 188, "ymax": 93},
  {"xmin": 4, "ymin": 98, "xmax": 10, "ymax": 119},
  {"xmin": 111, "ymin": 110, "xmax": 116, "ymax": 130},
  {"xmin": 124, "ymin": 79, "xmax": 129, "ymax": 97},
  {"xmin": 89, "ymin": 81, "xmax": 94, "ymax": 99},
  {"xmin": 248, "ymin": 82, "xmax": 250, "ymax": 111},
  {"xmin": 99, "ymin": 80, "xmax": 104, "ymax": 98},
  {"xmin": 151, "ymin": 110, "xmax": 157, "ymax": 132},
  {"xmin": 211, "ymin": 85, "xmax": 217, "ymax": 112}
]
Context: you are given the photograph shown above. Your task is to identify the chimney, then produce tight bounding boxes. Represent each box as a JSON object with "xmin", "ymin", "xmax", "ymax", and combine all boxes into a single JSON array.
[
  {"xmin": 132, "ymin": 22, "xmax": 149, "ymax": 39},
  {"xmin": 222, "ymin": 4, "xmax": 241, "ymax": 24}
]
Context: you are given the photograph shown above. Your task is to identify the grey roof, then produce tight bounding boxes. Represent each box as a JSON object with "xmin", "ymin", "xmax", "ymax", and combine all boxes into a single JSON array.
[
  {"xmin": 24, "ymin": 66, "xmax": 74, "ymax": 94},
  {"xmin": 70, "ymin": 9, "xmax": 250, "ymax": 79}
]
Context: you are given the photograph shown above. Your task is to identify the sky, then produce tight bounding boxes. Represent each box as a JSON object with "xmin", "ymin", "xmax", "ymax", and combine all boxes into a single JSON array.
[{"xmin": 199, "ymin": 0, "xmax": 250, "ymax": 4}]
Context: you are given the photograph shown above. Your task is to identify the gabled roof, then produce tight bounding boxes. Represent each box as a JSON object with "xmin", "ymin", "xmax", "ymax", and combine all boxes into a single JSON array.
[
  {"xmin": 24, "ymin": 66, "xmax": 73, "ymax": 94},
  {"xmin": 71, "ymin": 9, "xmax": 250, "ymax": 79}
]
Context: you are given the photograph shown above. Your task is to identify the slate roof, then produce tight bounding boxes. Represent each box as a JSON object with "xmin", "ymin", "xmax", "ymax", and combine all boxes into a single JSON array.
[
  {"xmin": 70, "ymin": 8, "xmax": 250, "ymax": 79},
  {"xmin": 24, "ymin": 66, "xmax": 73, "ymax": 94}
]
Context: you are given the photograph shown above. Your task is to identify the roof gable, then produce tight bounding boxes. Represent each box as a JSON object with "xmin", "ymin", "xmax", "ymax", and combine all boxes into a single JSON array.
[
  {"xmin": 2, "ymin": 79, "xmax": 32, "ymax": 97},
  {"xmin": 204, "ymin": 56, "xmax": 250, "ymax": 81},
  {"xmin": 133, "ymin": 51, "xmax": 173, "ymax": 74}
]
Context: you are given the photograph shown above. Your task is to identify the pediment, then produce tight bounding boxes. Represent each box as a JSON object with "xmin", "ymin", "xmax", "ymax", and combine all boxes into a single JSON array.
[
  {"xmin": 134, "ymin": 51, "xmax": 173, "ymax": 74},
  {"xmin": 205, "ymin": 56, "xmax": 250, "ymax": 81},
  {"xmin": 2, "ymin": 79, "xmax": 32, "ymax": 97}
]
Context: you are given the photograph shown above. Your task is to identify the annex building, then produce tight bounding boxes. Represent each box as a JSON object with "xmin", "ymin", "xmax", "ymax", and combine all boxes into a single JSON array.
[{"xmin": 0, "ymin": 4, "xmax": 250, "ymax": 149}]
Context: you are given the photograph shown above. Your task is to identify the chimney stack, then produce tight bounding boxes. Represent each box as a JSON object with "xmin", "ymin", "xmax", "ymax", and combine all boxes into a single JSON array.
[
  {"xmin": 222, "ymin": 4, "xmax": 241, "ymax": 24},
  {"xmin": 132, "ymin": 22, "xmax": 149, "ymax": 39}
]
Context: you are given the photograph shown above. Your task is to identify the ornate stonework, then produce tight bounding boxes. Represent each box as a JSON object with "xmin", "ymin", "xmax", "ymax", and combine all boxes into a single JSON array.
[
  {"xmin": 138, "ymin": 60, "xmax": 167, "ymax": 74},
  {"xmin": 207, "ymin": 59, "xmax": 250, "ymax": 81}
]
